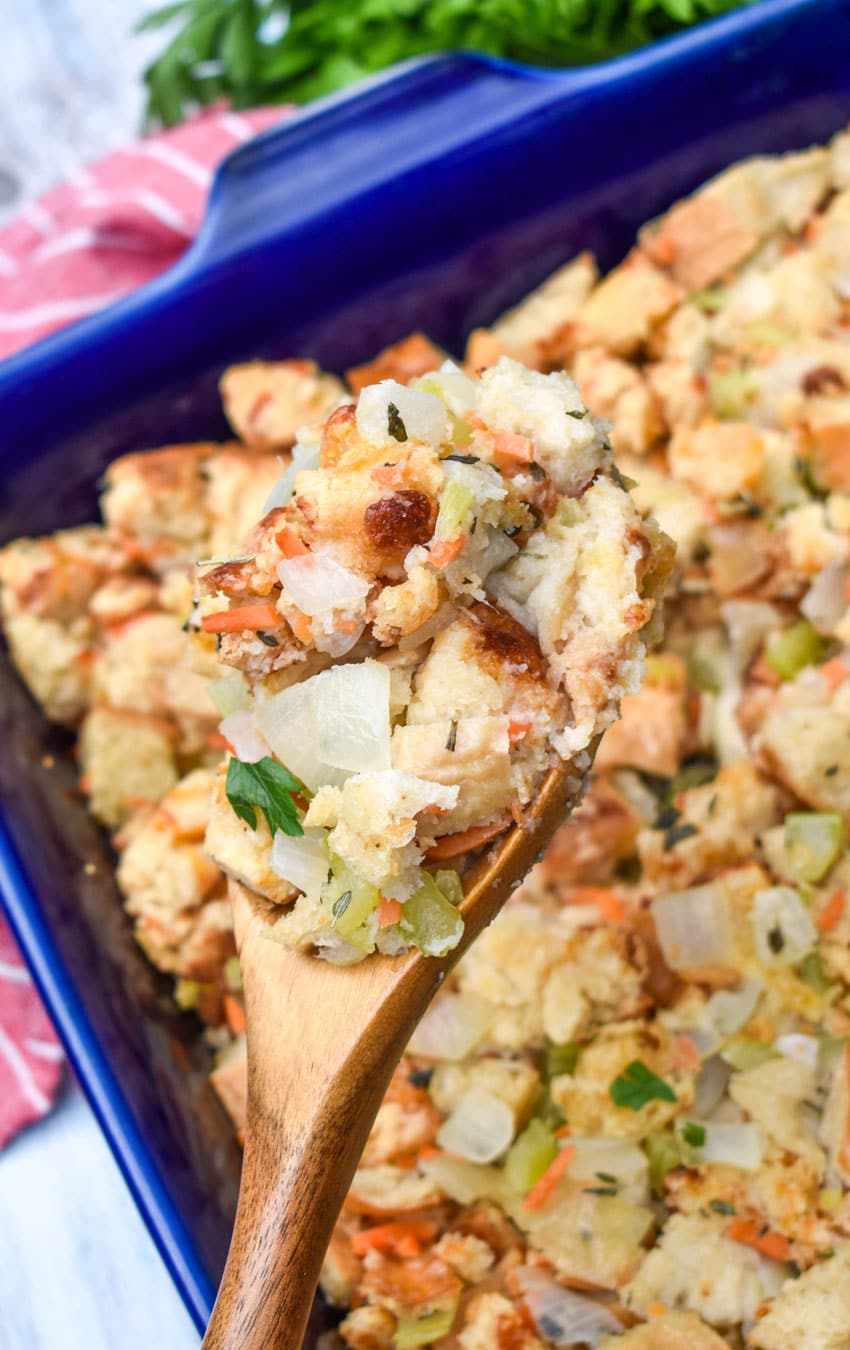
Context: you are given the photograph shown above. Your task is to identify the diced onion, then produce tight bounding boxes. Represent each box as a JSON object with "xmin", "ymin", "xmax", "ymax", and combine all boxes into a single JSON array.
[
  {"xmin": 443, "ymin": 458, "xmax": 506, "ymax": 504},
  {"xmin": 419, "ymin": 1152, "xmax": 505, "ymax": 1205},
  {"xmin": 356, "ymin": 380, "xmax": 448, "ymax": 449},
  {"xmin": 407, "ymin": 992, "xmax": 493, "ymax": 1061},
  {"xmin": 800, "ymin": 564, "xmax": 850, "ymax": 636},
  {"xmin": 397, "ymin": 601, "xmax": 457, "ymax": 652},
  {"xmin": 705, "ymin": 978, "xmax": 762, "ymax": 1038},
  {"xmin": 208, "ymin": 670, "xmax": 251, "ymax": 717},
  {"xmin": 472, "ymin": 525, "xmax": 520, "ymax": 580},
  {"xmin": 513, "ymin": 1268, "xmax": 623, "ymax": 1349},
  {"xmin": 312, "ymin": 621, "xmax": 365, "ymax": 658},
  {"xmin": 679, "ymin": 1119, "xmax": 765, "ymax": 1170},
  {"xmin": 653, "ymin": 883, "xmax": 733, "ymax": 970},
  {"xmin": 568, "ymin": 1138, "xmax": 649, "ymax": 1189},
  {"xmin": 263, "ymin": 438, "xmax": 321, "ymax": 512},
  {"xmin": 436, "ymin": 1087, "xmax": 515, "ymax": 1164},
  {"xmin": 751, "ymin": 886, "xmax": 817, "ymax": 967},
  {"xmin": 270, "ymin": 828, "xmax": 329, "ymax": 898},
  {"xmin": 254, "ymin": 678, "xmax": 345, "ymax": 792},
  {"xmin": 693, "ymin": 1055, "xmax": 732, "ymax": 1117},
  {"xmin": 313, "ymin": 660, "xmax": 392, "ymax": 773},
  {"xmin": 277, "ymin": 553, "xmax": 369, "ymax": 616},
  {"xmin": 721, "ymin": 600, "xmax": 782, "ymax": 666},
  {"xmin": 219, "ymin": 710, "xmax": 270, "ymax": 764},
  {"xmin": 414, "ymin": 361, "xmax": 478, "ymax": 417},
  {"xmin": 775, "ymin": 1033, "xmax": 820, "ymax": 1070}
]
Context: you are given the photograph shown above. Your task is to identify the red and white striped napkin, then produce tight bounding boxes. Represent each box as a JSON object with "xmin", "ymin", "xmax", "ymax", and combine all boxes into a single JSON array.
[{"xmin": 0, "ymin": 104, "xmax": 288, "ymax": 1146}]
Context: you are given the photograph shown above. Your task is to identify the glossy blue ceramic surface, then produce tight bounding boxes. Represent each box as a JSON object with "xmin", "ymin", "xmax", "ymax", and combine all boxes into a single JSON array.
[{"xmin": 1, "ymin": 0, "xmax": 849, "ymax": 1334}]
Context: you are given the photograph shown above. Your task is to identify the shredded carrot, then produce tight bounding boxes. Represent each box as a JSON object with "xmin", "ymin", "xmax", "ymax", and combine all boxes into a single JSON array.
[
  {"xmin": 377, "ymin": 898, "xmax": 402, "ymax": 928},
  {"xmin": 289, "ymin": 609, "xmax": 313, "ymax": 645},
  {"xmin": 371, "ymin": 462, "xmax": 407, "ymax": 489},
  {"xmin": 78, "ymin": 773, "xmax": 92, "ymax": 795},
  {"xmin": 673, "ymin": 1032, "xmax": 702, "ymax": 1073},
  {"xmin": 648, "ymin": 1303, "xmax": 669, "ymax": 1319},
  {"xmin": 652, "ymin": 235, "xmax": 677, "ymax": 266},
  {"xmin": 555, "ymin": 1124, "xmax": 572, "ymax": 1139},
  {"xmin": 820, "ymin": 656, "xmax": 849, "ymax": 692},
  {"xmin": 223, "ymin": 994, "xmax": 246, "ymax": 1037},
  {"xmin": 508, "ymin": 719, "xmax": 532, "ymax": 742},
  {"xmin": 276, "ymin": 525, "xmax": 310, "ymax": 558},
  {"xmin": 201, "ymin": 603, "xmax": 280, "ymax": 634},
  {"xmin": 425, "ymin": 819, "xmax": 508, "ymax": 860},
  {"xmin": 491, "ymin": 429, "xmax": 535, "ymax": 463},
  {"xmin": 351, "ymin": 1220, "xmax": 438, "ymax": 1259},
  {"xmin": 818, "ymin": 889, "xmax": 846, "ymax": 933},
  {"xmin": 567, "ymin": 886, "xmax": 627, "ymax": 924},
  {"xmin": 726, "ymin": 1218, "xmax": 791, "ymax": 1263},
  {"xmin": 206, "ymin": 731, "xmax": 229, "ymax": 751},
  {"xmin": 429, "ymin": 535, "xmax": 466, "ymax": 568},
  {"xmin": 417, "ymin": 1145, "xmax": 443, "ymax": 1162},
  {"xmin": 335, "ymin": 619, "xmax": 359, "ymax": 634},
  {"xmin": 523, "ymin": 1145, "xmax": 576, "ymax": 1210}
]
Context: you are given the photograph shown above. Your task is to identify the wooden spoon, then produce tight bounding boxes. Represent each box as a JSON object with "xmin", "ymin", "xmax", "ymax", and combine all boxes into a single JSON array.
[{"xmin": 202, "ymin": 752, "xmax": 594, "ymax": 1349}]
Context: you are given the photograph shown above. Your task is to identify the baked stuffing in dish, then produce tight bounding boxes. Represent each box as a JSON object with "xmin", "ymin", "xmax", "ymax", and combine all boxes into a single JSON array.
[{"xmin": 4, "ymin": 126, "xmax": 850, "ymax": 1346}]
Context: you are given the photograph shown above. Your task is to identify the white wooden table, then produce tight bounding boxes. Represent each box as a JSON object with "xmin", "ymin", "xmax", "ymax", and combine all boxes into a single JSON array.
[{"xmin": 0, "ymin": 4, "xmax": 205, "ymax": 1344}]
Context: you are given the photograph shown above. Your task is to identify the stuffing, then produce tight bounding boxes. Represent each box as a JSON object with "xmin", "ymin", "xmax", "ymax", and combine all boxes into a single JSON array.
[
  {"xmin": 802, "ymin": 395, "xmax": 850, "ymax": 494},
  {"xmin": 507, "ymin": 1180, "xmax": 654, "ymax": 1289},
  {"xmin": 346, "ymin": 333, "xmax": 446, "ymax": 393},
  {"xmin": 483, "ymin": 251, "xmax": 598, "ymax": 369},
  {"xmin": 618, "ymin": 454, "xmax": 707, "ymax": 565},
  {"xmin": 428, "ymin": 1059, "xmax": 541, "ymax": 1129},
  {"xmin": 209, "ymin": 1042, "xmax": 247, "ymax": 1135},
  {"xmin": 571, "ymin": 347, "xmax": 664, "ymax": 455},
  {"xmin": 2, "ymin": 612, "xmax": 93, "ymax": 724},
  {"xmin": 781, "ymin": 501, "xmax": 849, "ymax": 575},
  {"xmin": 203, "ymin": 448, "xmax": 286, "ymax": 558},
  {"xmin": 748, "ymin": 1246, "xmax": 850, "ymax": 1350},
  {"xmin": 336, "ymin": 1304, "xmax": 396, "ymax": 1350},
  {"xmin": 432, "ymin": 1232, "xmax": 494, "ymax": 1284},
  {"xmin": 360, "ymin": 1094, "xmax": 441, "ymax": 1168},
  {"xmin": 457, "ymin": 1292, "xmax": 545, "ymax": 1350},
  {"xmin": 668, "ymin": 421, "xmax": 765, "ymax": 501},
  {"xmin": 359, "ymin": 1248, "xmax": 462, "ymax": 1318},
  {"xmin": 758, "ymin": 670, "xmax": 850, "ymax": 818},
  {"xmin": 541, "ymin": 926, "xmax": 648, "ymax": 1044},
  {"xmin": 645, "ymin": 357, "xmax": 709, "ymax": 431},
  {"xmin": 346, "ymin": 1165, "xmax": 443, "ymax": 1217},
  {"xmin": 729, "ymin": 1057, "xmax": 825, "ymax": 1175},
  {"xmin": 219, "ymin": 359, "xmax": 345, "ymax": 449},
  {"xmin": 0, "ymin": 526, "xmax": 129, "ymax": 624},
  {"xmin": 204, "ymin": 761, "xmax": 298, "ymax": 905},
  {"xmin": 550, "ymin": 1021, "xmax": 693, "ymax": 1138},
  {"xmin": 569, "ymin": 251, "xmax": 684, "ymax": 356},
  {"xmin": 79, "ymin": 707, "xmax": 178, "ymax": 828},
  {"xmin": 595, "ymin": 676, "xmax": 687, "ymax": 777},
  {"xmin": 599, "ymin": 1311, "xmax": 730, "ymax": 1349},
  {"xmin": 101, "ymin": 443, "xmax": 213, "ymax": 557},
  {"xmin": 540, "ymin": 777, "xmax": 642, "ymax": 887},
  {"xmin": 623, "ymin": 1212, "xmax": 768, "ymax": 1328}
]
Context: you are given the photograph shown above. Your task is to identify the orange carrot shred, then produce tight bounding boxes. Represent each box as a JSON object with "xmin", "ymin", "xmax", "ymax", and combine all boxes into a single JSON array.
[
  {"xmin": 567, "ymin": 886, "xmax": 627, "ymax": 924},
  {"xmin": 523, "ymin": 1145, "xmax": 576, "ymax": 1210},
  {"xmin": 201, "ymin": 603, "xmax": 280, "ymax": 634},
  {"xmin": 820, "ymin": 656, "xmax": 849, "ymax": 692},
  {"xmin": 818, "ymin": 889, "xmax": 846, "ymax": 933},
  {"xmin": 371, "ymin": 463, "xmax": 407, "ymax": 489},
  {"xmin": 508, "ymin": 719, "xmax": 533, "ymax": 742},
  {"xmin": 673, "ymin": 1032, "xmax": 702, "ymax": 1073},
  {"xmin": 224, "ymin": 994, "xmax": 246, "ymax": 1037},
  {"xmin": 350, "ymin": 1220, "xmax": 438, "ymax": 1259},
  {"xmin": 377, "ymin": 898, "xmax": 402, "ymax": 928},
  {"xmin": 276, "ymin": 525, "xmax": 310, "ymax": 558},
  {"xmin": 425, "ymin": 819, "xmax": 508, "ymax": 860},
  {"xmin": 429, "ymin": 535, "xmax": 466, "ymax": 568},
  {"xmin": 726, "ymin": 1218, "xmax": 791, "ymax": 1263},
  {"xmin": 417, "ymin": 1145, "xmax": 443, "ymax": 1162},
  {"xmin": 289, "ymin": 609, "xmax": 313, "ymax": 645},
  {"xmin": 206, "ymin": 731, "xmax": 229, "ymax": 751},
  {"xmin": 648, "ymin": 1303, "xmax": 669, "ymax": 1319},
  {"xmin": 491, "ymin": 429, "xmax": 535, "ymax": 463}
]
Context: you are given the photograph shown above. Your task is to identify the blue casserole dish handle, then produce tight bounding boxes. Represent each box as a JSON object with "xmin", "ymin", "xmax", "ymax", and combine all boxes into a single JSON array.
[{"xmin": 185, "ymin": 0, "xmax": 850, "ymax": 274}]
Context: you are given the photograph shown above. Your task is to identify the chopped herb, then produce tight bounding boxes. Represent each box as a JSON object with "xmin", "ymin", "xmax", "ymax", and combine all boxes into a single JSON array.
[
  {"xmin": 256, "ymin": 630, "xmax": 279, "ymax": 647},
  {"xmin": 225, "ymin": 757, "xmax": 304, "ymax": 838},
  {"xmin": 566, "ymin": 408, "xmax": 587, "ymax": 420},
  {"xmin": 671, "ymin": 757, "xmax": 718, "ymax": 794},
  {"xmin": 527, "ymin": 461, "xmax": 548, "ymax": 481},
  {"xmin": 446, "ymin": 720, "xmax": 458, "ymax": 752},
  {"xmin": 709, "ymin": 1199, "xmax": 736, "ymax": 1215},
  {"xmin": 664, "ymin": 822, "xmax": 699, "ymax": 852},
  {"xmin": 816, "ymin": 1249, "xmax": 836, "ymax": 1260},
  {"xmin": 800, "ymin": 950, "xmax": 831, "ymax": 993},
  {"xmin": 333, "ymin": 889, "xmax": 352, "ymax": 919},
  {"xmin": 708, "ymin": 793, "xmax": 718, "ymax": 816},
  {"xmin": 408, "ymin": 1068, "xmax": 433, "ymax": 1088},
  {"xmin": 615, "ymin": 855, "xmax": 642, "ymax": 883},
  {"xmin": 442, "ymin": 453, "xmax": 480, "ymax": 464},
  {"xmin": 387, "ymin": 402, "xmax": 407, "ymax": 441},
  {"xmin": 545, "ymin": 1041, "xmax": 582, "ymax": 1080},
  {"xmin": 470, "ymin": 515, "xmax": 478, "ymax": 535},
  {"xmin": 826, "ymin": 764, "xmax": 839, "ymax": 777},
  {"xmin": 654, "ymin": 805, "xmax": 681, "ymax": 831},
  {"xmin": 767, "ymin": 925, "xmax": 785, "ymax": 954},
  {"xmin": 644, "ymin": 1131, "xmax": 681, "ymax": 1195},
  {"xmin": 610, "ymin": 1060, "xmax": 677, "ymax": 1110},
  {"xmin": 682, "ymin": 1122, "xmax": 706, "ymax": 1148},
  {"xmin": 596, "ymin": 1171, "xmax": 618, "ymax": 1184},
  {"xmin": 716, "ymin": 494, "xmax": 763, "ymax": 518},
  {"xmin": 583, "ymin": 1185, "xmax": 618, "ymax": 1196}
]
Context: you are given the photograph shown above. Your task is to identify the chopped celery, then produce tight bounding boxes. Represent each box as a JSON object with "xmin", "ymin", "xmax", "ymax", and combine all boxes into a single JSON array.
[
  {"xmin": 400, "ymin": 872, "xmax": 464, "ymax": 957},
  {"xmin": 394, "ymin": 1304, "xmax": 458, "ymax": 1348},
  {"xmin": 744, "ymin": 321, "xmax": 792, "ymax": 349},
  {"xmin": 691, "ymin": 287, "xmax": 726, "ymax": 313},
  {"xmin": 720, "ymin": 1036, "xmax": 776, "ymax": 1071},
  {"xmin": 643, "ymin": 1131, "xmax": 682, "ymax": 1196},
  {"xmin": 799, "ymin": 950, "xmax": 832, "ymax": 994},
  {"xmin": 820, "ymin": 1187, "xmax": 843, "ymax": 1213},
  {"xmin": 224, "ymin": 956, "xmax": 242, "ymax": 992},
  {"xmin": 555, "ymin": 498, "xmax": 584, "ymax": 527},
  {"xmin": 784, "ymin": 812, "xmax": 844, "ymax": 884},
  {"xmin": 645, "ymin": 654, "xmax": 684, "ymax": 689},
  {"xmin": 545, "ymin": 1041, "xmax": 582, "ymax": 1080},
  {"xmin": 435, "ymin": 869, "xmax": 464, "ymax": 905},
  {"xmin": 708, "ymin": 367, "xmax": 759, "ymax": 419},
  {"xmin": 505, "ymin": 1118, "xmax": 557, "ymax": 1193},
  {"xmin": 764, "ymin": 620, "xmax": 825, "ymax": 681},
  {"xmin": 323, "ymin": 854, "xmax": 380, "ymax": 948},
  {"xmin": 174, "ymin": 979, "xmax": 205, "ymax": 1010},
  {"xmin": 435, "ymin": 481, "xmax": 474, "ymax": 539}
]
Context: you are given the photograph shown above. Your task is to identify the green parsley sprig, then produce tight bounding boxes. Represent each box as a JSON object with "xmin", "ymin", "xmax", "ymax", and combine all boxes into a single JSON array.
[
  {"xmin": 138, "ymin": 0, "xmax": 758, "ymax": 130},
  {"xmin": 226, "ymin": 755, "xmax": 305, "ymax": 837},
  {"xmin": 609, "ymin": 1059, "xmax": 677, "ymax": 1110}
]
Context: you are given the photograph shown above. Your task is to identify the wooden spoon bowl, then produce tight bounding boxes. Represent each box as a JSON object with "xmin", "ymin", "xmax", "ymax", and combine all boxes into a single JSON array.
[{"xmin": 202, "ymin": 751, "xmax": 594, "ymax": 1349}]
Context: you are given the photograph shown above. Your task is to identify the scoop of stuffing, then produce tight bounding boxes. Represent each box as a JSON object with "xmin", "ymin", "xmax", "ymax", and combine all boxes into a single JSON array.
[{"xmin": 747, "ymin": 1246, "xmax": 850, "ymax": 1350}]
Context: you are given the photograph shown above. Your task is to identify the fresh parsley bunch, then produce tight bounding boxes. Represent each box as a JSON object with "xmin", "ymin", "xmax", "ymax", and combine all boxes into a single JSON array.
[{"xmin": 139, "ymin": 0, "xmax": 757, "ymax": 128}]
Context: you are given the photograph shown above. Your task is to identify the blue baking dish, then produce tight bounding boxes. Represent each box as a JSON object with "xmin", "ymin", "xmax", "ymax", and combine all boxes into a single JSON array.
[{"xmin": 1, "ymin": 0, "xmax": 850, "ymax": 1335}]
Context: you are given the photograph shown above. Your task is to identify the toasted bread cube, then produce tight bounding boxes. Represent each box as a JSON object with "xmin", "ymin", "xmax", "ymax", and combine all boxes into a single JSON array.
[
  {"xmin": 80, "ymin": 707, "xmax": 178, "ymax": 827},
  {"xmin": 220, "ymin": 359, "xmax": 345, "ymax": 450}
]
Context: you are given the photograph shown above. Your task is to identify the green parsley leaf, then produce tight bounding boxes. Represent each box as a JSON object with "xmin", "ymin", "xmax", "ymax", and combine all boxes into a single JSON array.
[
  {"xmin": 709, "ymin": 1198, "xmax": 736, "ymax": 1215},
  {"xmin": 682, "ymin": 1121, "xmax": 706, "ymax": 1148},
  {"xmin": 610, "ymin": 1059, "xmax": 677, "ymax": 1110},
  {"xmin": 545, "ymin": 1041, "xmax": 582, "ymax": 1080},
  {"xmin": 225, "ymin": 756, "xmax": 304, "ymax": 838}
]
